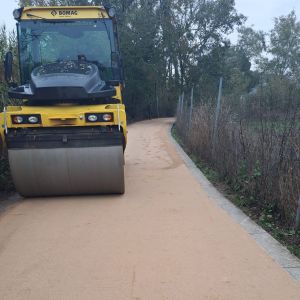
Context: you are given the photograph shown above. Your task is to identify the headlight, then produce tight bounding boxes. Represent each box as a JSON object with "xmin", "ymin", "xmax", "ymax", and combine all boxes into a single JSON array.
[
  {"xmin": 11, "ymin": 114, "xmax": 41, "ymax": 125},
  {"xmin": 13, "ymin": 8, "xmax": 22, "ymax": 20},
  {"xmin": 12, "ymin": 116, "xmax": 23, "ymax": 124},
  {"xmin": 87, "ymin": 114, "xmax": 98, "ymax": 122},
  {"xmin": 108, "ymin": 7, "xmax": 116, "ymax": 18},
  {"xmin": 28, "ymin": 116, "xmax": 39, "ymax": 124},
  {"xmin": 86, "ymin": 113, "xmax": 114, "ymax": 123}
]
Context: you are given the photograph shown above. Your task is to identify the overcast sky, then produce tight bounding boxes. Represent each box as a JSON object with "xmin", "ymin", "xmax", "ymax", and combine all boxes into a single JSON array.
[
  {"xmin": 1, "ymin": 0, "xmax": 300, "ymax": 38},
  {"xmin": 235, "ymin": 0, "xmax": 300, "ymax": 31}
]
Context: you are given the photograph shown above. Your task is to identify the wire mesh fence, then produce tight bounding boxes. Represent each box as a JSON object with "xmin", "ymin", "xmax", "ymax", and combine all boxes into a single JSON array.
[{"xmin": 175, "ymin": 80, "xmax": 300, "ymax": 227}]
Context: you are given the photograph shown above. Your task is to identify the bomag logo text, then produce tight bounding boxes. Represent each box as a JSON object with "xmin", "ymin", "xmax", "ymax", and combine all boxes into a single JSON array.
[{"xmin": 58, "ymin": 10, "xmax": 78, "ymax": 16}]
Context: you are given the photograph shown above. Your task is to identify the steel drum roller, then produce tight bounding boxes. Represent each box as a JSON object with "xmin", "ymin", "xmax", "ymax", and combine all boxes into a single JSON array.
[{"xmin": 8, "ymin": 146, "xmax": 124, "ymax": 197}]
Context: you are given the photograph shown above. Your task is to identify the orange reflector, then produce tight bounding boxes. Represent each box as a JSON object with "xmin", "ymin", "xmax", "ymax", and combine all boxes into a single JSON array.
[{"xmin": 103, "ymin": 114, "xmax": 113, "ymax": 121}]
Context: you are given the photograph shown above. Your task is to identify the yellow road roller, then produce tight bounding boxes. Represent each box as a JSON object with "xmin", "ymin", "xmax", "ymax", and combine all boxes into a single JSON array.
[{"xmin": 0, "ymin": 5, "xmax": 127, "ymax": 197}]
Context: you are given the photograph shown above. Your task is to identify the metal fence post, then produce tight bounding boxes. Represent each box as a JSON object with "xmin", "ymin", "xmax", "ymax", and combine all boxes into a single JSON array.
[
  {"xmin": 212, "ymin": 77, "xmax": 223, "ymax": 151},
  {"xmin": 189, "ymin": 87, "xmax": 194, "ymax": 129},
  {"xmin": 156, "ymin": 94, "xmax": 159, "ymax": 118},
  {"xmin": 180, "ymin": 92, "xmax": 185, "ymax": 115},
  {"xmin": 177, "ymin": 95, "xmax": 181, "ymax": 117},
  {"xmin": 296, "ymin": 196, "xmax": 300, "ymax": 229}
]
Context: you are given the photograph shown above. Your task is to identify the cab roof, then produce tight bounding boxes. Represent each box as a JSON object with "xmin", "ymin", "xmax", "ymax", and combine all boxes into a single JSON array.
[{"xmin": 19, "ymin": 6, "xmax": 109, "ymax": 20}]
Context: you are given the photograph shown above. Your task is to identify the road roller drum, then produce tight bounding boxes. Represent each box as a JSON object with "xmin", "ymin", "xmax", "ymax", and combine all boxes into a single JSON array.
[
  {"xmin": 8, "ymin": 146, "xmax": 124, "ymax": 197},
  {"xmin": 5, "ymin": 126, "xmax": 125, "ymax": 197}
]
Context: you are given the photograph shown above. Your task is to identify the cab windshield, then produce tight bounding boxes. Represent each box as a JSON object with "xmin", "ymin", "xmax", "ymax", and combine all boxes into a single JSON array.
[{"xmin": 18, "ymin": 19, "xmax": 118, "ymax": 83}]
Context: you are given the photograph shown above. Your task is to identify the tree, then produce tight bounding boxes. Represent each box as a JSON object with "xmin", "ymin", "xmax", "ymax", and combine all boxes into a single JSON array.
[
  {"xmin": 0, "ymin": 25, "xmax": 8, "ymax": 85},
  {"xmin": 237, "ymin": 26, "xmax": 266, "ymax": 62},
  {"xmin": 268, "ymin": 11, "xmax": 300, "ymax": 79}
]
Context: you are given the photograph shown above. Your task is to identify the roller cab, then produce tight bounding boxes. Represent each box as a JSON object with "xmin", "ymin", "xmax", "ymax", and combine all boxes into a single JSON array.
[{"xmin": 1, "ymin": 6, "xmax": 127, "ymax": 197}]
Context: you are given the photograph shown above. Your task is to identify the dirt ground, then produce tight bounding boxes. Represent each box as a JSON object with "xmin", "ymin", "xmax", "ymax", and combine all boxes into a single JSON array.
[{"xmin": 0, "ymin": 118, "xmax": 299, "ymax": 299}]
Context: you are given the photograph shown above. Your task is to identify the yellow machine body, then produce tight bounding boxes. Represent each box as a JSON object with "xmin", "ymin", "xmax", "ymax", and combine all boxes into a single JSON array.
[
  {"xmin": 2, "ymin": 103, "xmax": 126, "ymax": 135},
  {"xmin": 0, "ymin": 6, "xmax": 127, "ymax": 196},
  {"xmin": 20, "ymin": 6, "xmax": 109, "ymax": 20}
]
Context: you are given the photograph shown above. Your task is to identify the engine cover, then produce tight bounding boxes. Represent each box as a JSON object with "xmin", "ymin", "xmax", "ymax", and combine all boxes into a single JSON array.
[{"xmin": 8, "ymin": 61, "xmax": 116, "ymax": 101}]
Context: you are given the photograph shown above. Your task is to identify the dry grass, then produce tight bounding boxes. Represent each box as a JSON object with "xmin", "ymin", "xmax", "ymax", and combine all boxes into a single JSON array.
[{"xmin": 176, "ymin": 88, "xmax": 300, "ymax": 226}]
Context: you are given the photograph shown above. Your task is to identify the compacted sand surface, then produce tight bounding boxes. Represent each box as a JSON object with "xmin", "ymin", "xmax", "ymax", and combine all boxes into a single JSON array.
[{"xmin": 0, "ymin": 119, "xmax": 299, "ymax": 299}]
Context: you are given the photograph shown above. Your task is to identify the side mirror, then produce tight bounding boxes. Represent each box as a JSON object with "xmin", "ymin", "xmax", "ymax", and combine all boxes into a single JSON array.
[
  {"xmin": 4, "ymin": 51, "xmax": 13, "ymax": 84},
  {"xmin": 111, "ymin": 51, "xmax": 120, "ymax": 69},
  {"xmin": 119, "ymin": 55, "xmax": 125, "ymax": 83},
  {"xmin": 111, "ymin": 52, "xmax": 124, "ymax": 82}
]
